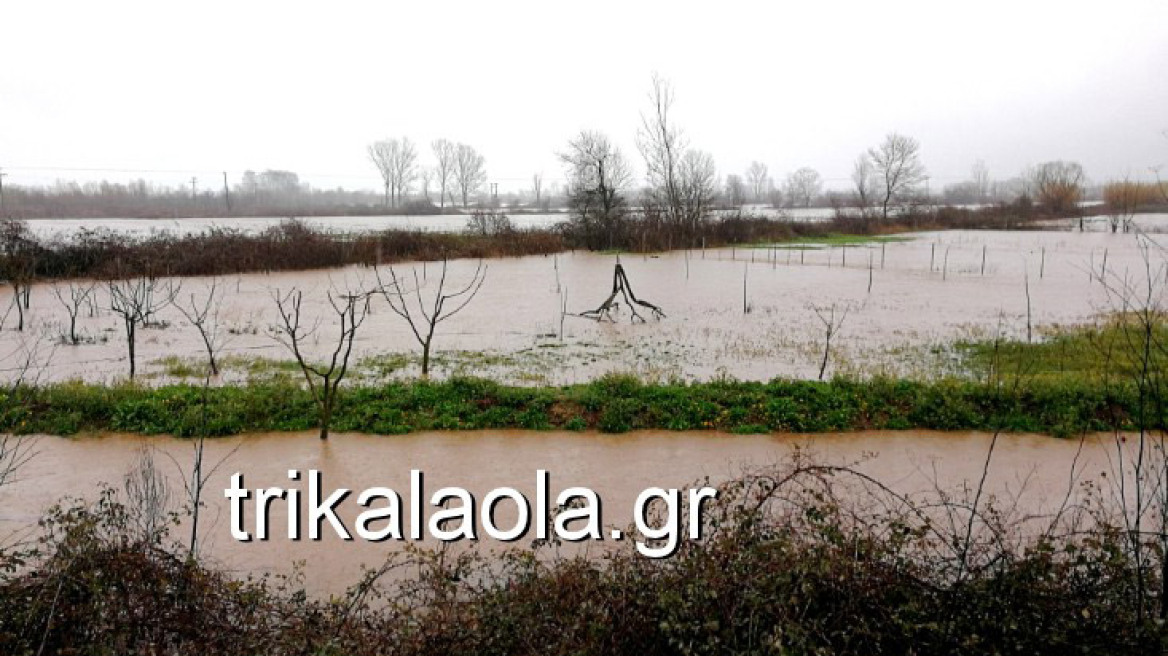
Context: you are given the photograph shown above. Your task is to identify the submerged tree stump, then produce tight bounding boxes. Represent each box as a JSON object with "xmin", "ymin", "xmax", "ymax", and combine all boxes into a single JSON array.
[{"xmin": 579, "ymin": 263, "xmax": 665, "ymax": 323}]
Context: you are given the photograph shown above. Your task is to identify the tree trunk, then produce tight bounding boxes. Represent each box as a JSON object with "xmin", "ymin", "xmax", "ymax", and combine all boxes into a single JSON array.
[{"xmin": 127, "ymin": 321, "xmax": 137, "ymax": 380}]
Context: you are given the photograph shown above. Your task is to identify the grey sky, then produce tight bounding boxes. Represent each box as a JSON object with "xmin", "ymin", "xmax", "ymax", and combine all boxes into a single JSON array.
[{"xmin": 2, "ymin": 0, "xmax": 1166, "ymax": 193}]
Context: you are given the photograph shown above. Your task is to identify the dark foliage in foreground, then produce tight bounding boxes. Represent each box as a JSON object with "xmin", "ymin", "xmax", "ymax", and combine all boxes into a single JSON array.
[
  {"xmin": 0, "ymin": 458, "xmax": 1162, "ymax": 656},
  {"xmin": 1, "ymin": 375, "xmax": 1162, "ymax": 438}
]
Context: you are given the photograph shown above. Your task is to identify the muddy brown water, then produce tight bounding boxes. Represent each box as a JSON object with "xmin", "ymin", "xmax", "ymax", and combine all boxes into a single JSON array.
[{"xmin": 0, "ymin": 429, "xmax": 1120, "ymax": 596}]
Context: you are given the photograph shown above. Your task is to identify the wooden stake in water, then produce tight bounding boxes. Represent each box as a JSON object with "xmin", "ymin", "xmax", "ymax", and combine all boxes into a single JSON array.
[
  {"xmin": 881, "ymin": 242, "xmax": 886, "ymax": 269},
  {"xmin": 980, "ymin": 245, "xmax": 986, "ymax": 276},
  {"xmin": 943, "ymin": 247, "xmax": 950, "ymax": 281},
  {"xmin": 1025, "ymin": 271, "xmax": 1032, "ymax": 344},
  {"xmin": 1101, "ymin": 248, "xmax": 1109, "ymax": 281},
  {"xmin": 1040, "ymin": 247, "xmax": 1045, "ymax": 279},
  {"xmin": 841, "ymin": 245, "xmax": 847, "ymax": 268},
  {"xmin": 742, "ymin": 262, "xmax": 749, "ymax": 314},
  {"xmin": 867, "ymin": 252, "xmax": 874, "ymax": 294},
  {"xmin": 930, "ymin": 243, "xmax": 936, "ymax": 272},
  {"xmin": 801, "ymin": 249, "xmax": 805, "ymax": 265}
]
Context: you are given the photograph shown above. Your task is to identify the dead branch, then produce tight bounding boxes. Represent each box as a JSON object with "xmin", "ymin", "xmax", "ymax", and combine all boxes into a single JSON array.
[{"xmin": 579, "ymin": 262, "xmax": 665, "ymax": 323}]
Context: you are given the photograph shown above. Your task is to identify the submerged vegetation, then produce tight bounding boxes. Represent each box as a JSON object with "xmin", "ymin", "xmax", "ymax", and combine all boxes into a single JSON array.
[{"xmin": 957, "ymin": 314, "xmax": 1168, "ymax": 383}]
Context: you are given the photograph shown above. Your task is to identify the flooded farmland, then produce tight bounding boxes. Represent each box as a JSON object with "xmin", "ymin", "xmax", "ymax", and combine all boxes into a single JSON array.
[
  {"xmin": 0, "ymin": 429, "xmax": 1122, "ymax": 596},
  {"xmin": 3, "ymin": 225, "xmax": 1166, "ymax": 385}
]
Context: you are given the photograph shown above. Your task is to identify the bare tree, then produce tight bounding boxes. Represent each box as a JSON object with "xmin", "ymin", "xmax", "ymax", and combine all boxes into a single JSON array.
[
  {"xmin": 123, "ymin": 446, "xmax": 172, "ymax": 546},
  {"xmin": 432, "ymin": 139, "xmax": 457, "ymax": 210},
  {"xmin": 376, "ymin": 259, "xmax": 486, "ymax": 377},
  {"xmin": 170, "ymin": 278, "xmax": 227, "ymax": 376},
  {"xmin": 637, "ymin": 73, "xmax": 687, "ymax": 225},
  {"xmin": 852, "ymin": 153, "xmax": 876, "ymax": 212},
  {"xmin": 785, "ymin": 167, "xmax": 822, "ymax": 208},
  {"xmin": 679, "ymin": 149, "xmax": 718, "ymax": 220},
  {"xmin": 746, "ymin": 161, "xmax": 769, "ymax": 202},
  {"xmin": 271, "ymin": 286, "xmax": 371, "ymax": 440},
  {"xmin": 725, "ymin": 174, "xmax": 746, "ymax": 208},
  {"xmin": 1029, "ymin": 160, "xmax": 1084, "ymax": 217},
  {"xmin": 1104, "ymin": 177, "xmax": 1143, "ymax": 234},
  {"xmin": 109, "ymin": 276, "xmax": 178, "ymax": 380},
  {"xmin": 419, "ymin": 168, "xmax": 433, "ymax": 204},
  {"xmin": 869, "ymin": 132, "xmax": 927, "ymax": 220},
  {"xmin": 0, "ymin": 220, "xmax": 36, "ymax": 332},
  {"xmin": 51, "ymin": 280, "xmax": 95, "ymax": 345},
  {"xmin": 971, "ymin": 159, "xmax": 991, "ymax": 204},
  {"xmin": 453, "ymin": 143, "xmax": 487, "ymax": 209},
  {"xmin": 0, "ymin": 337, "xmax": 47, "ymax": 489},
  {"xmin": 559, "ymin": 130, "xmax": 633, "ymax": 250},
  {"xmin": 532, "ymin": 172, "xmax": 544, "ymax": 209},
  {"xmin": 813, "ymin": 303, "xmax": 850, "ymax": 380},
  {"xmin": 368, "ymin": 138, "xmax": 418, "ymax": 208}
]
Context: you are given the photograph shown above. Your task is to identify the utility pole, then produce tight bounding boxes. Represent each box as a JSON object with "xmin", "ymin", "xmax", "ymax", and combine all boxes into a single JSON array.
[
  {"xmin": 222, "ymin": 171, "xmax": 231, "ymax": 215},
  {"xmin": 190, "ymin": 177, "xmax": 198, "ymax": 199},
  {"xmin": 0, "ymin": 167, "xmax": 6, "ymax": 216}
]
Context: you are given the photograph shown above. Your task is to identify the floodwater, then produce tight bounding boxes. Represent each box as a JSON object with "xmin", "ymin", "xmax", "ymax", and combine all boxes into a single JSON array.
[
  {"xmin": 3, "ymin": 226, "xmax": 1167, "ymax": 385},
  {"xmin": 0, "ymin": 429, "xmax": 1121, "ymax": 596},
  {"xmin": 18, "ymin": 207, "xmax": 832, "ymax": 240}
]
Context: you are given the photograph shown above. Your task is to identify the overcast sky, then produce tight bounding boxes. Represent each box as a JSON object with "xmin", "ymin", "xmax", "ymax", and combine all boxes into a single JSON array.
[{"xmin": 2, "ymin": 0, "xmax": 1166, "ymax": 193}]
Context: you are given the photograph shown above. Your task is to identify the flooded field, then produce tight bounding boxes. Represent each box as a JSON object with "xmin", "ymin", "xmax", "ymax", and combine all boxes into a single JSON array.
[
  {"xmin": 0, "ymin": 429, "xmax": 1120, "ymax": 595},
  {"xmin": 3, "ymin": 226, "xmax": 1166, "ymax": 385},
  {"xmin": 18, "ymin": 207, "xmax": 833, "ymax": 239}
]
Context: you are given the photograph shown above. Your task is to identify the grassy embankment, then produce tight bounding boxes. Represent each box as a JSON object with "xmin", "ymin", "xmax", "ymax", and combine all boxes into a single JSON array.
[{"xmin": 4, "ymin": 316, "xmax": 1163, "ymax": 439}]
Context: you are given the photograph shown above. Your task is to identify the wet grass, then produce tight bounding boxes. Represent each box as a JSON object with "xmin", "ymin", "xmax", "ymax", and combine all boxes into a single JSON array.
[
  {"xmin": 1, "ymin": 373, "xmax": 1159, "ymax": 438},
  {"xmin": 955, "ymin": 315, "xmax": 1168, "ymax": 383}
]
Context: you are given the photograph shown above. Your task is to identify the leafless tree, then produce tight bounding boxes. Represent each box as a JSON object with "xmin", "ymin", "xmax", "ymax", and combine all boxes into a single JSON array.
[
  {"xmin": 368, "ymin": 138, "xmax": 418, "ymax": 208},
  {"xmin": 375, "ymin": 259, "xmax": 487, "ymax": 377},
  {"xmin": 746, "ymin": 161, "xmax": 769, "ymax": 202},
  {"xmin": 109, "ymin": 276, "xmax": 179, "ymax": 380},
  {"xmin": 813, "ymin": 303, "xmax": 850, "ymax": 380},
  {"xmin": 453, "ymin": 143, "xmax": 487, "ymax": 209},
  {"xmin": 637, "ymin": 73, "xmax": 687, "ymax": 224},
  {"xmin": 170, "ymin": 278, "xmax": 227, "ymax": 376},
  {"xmin": 532, "ymin": 173, "xmax": 544, "ymax": 209},
  {"xmin": 1029, "ymin": 160, "xmax": 1084, "ymax": 216},
  {"xmin": 123, "ymin": 446, "xmax": 172, "ymax": 546},
  {"xmin": 0, "ymin": 220, "xmax": 36, "ymax": 332},
  {"xmin": 785, "ymin": 167, "xmax": 822, "ymax": 208},
  {"xmin": 1104, "ymin": 177, "xmax": 1142, "ymax": 234},
  {"xmin": 852, "ymin": 153, "xmax": 876, "ymax": 212},
  {"xmin": 165, "ymin": 374, "xmax": 242, "ymax": 558},
  {"xmin": 271, "ymin": 285, "xmax": 371, "ymax": 440},
  {"xmin": 724, "ymin": 174, "xmax": 746, "ymax": 208},
  {"xmin": 679, "ymin": 149, "xmax": 718, "ymax": 219},
  {"xmin": 419, "ymin": 168, "xmax": 433, "ymax": 203},
  {"xmin": 971, "ymin": 159, "xmax": 991, "ymax": 204},
  {"xmin": 51, "ymin": 280, "xmax": 95, "ymax": 344},
  {"xmin": 559, "ymin": 130, "xmax": 633, "ymax": 249},
  {"xmin": 869, "ymin": 132, "xmax": 927, "ymax": 220},
  {"xmin": 432, "ymin": 139, "xmax": 457, "ymax": 209}
]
